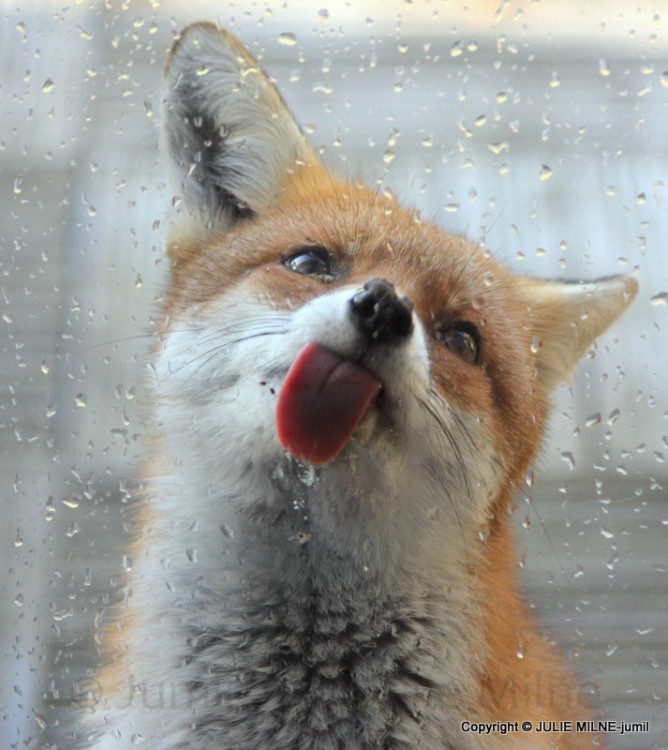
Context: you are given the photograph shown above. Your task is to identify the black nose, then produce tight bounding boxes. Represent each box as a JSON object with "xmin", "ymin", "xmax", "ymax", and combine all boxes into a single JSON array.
[{"xmin": 349, "ymin": 278, "xmax": 414, "ymax": 344}]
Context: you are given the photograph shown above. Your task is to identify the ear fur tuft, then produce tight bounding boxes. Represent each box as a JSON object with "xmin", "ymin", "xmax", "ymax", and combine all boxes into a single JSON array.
[
  {"xmin": 162, "ymin": 22, "xmax": 319, "ymax": 238},
  {"xmin": 521, "ymin": 275, "xmax": 638, "ymax": 390}
]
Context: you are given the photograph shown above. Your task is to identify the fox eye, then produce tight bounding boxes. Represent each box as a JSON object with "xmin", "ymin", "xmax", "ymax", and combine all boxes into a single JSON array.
[
  {"xmin": 438, "ymin": 323, "xmax": 481, "ymax": 365},
  {"xmin": 283, "ymin": 246, "xmax": 334, "ymax": 278}
]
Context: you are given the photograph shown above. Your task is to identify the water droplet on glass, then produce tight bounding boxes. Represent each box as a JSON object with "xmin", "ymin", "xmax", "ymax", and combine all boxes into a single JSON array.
[
  {"xmin": 607, "ymin": 409, "xmax": 621, "ymax": 425},
  {"xmin": 487, "ymin": 141, "xmax": 508, "ymax": 155},
  {"xmin": 650, "ymin": 292, "xmax": 667, "ymax": 306},
  {"xmin": 42, "ymin": 78, "xmax": 55, "ymax": 93},
  {"xmin": 458, "ymin": 120, "xmax": 473, "ymax": 138},
  {"xmin": 539, "ymin": 164, "xmax": 553, "ymax": 181},
  {"xmin": 477, "ymin": 525, "xmax": 490, "ymax": 542},
  {"xmin": 530, "ymin": 337, "xmax": 541, "ymax": 354},
  {"xmin": 598, "ymin": 58, "xmax": 610, "ymax": 76},
  {"xmin": 471, "ymin": 295, "xmax": 484, "ymax": 311},
  {"xmin": 560, "ymin": 452, "xmax": 575, "ymax": 470},
  {"xmin": 186, "ymin": 547, "xmax": 197, "ymax": 563},
  {"xmin": 295, "ymin": 530, "xmax": 311, "ymax": 545},
  {"xmin": 75, "ymin": 393, "xmax": 87, "ymax": 407},
  {"xmin": 585, "ymin": 412, "xmax": 601, "ymax": 427},
  {"xmin": 278, "ymin": 32, "xmax": 297, "ymax": 46},
  {"xmin": 33, "ymin": 711, "xmax": 47, "ymax": 731}
]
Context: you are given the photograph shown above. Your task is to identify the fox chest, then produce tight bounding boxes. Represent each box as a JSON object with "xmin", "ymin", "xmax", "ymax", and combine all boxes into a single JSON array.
[{"xmin": 176, "ymin": 588, "xmax": 468, "ymax": 750}]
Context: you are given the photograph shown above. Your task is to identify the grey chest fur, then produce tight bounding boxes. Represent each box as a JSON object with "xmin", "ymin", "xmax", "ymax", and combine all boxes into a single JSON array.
[{"xmin": 176, "ymin": 554, "xmax": 469, "ymax": 750}]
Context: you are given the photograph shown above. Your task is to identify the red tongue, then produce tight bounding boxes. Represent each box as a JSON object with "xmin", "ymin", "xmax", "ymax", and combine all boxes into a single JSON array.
[{"xmin": 276, "ymin": 342, "xmax": 382, "ymax": 464}]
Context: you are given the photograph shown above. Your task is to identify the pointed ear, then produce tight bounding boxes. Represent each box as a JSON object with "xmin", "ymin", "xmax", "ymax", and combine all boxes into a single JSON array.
[
  {"xmin": 520, "ymin": 275, "xmax": 638, "ymax": 391},
  {"xmin": 162, "ymin": 22, "xmax": 319, "ymax": 239}
]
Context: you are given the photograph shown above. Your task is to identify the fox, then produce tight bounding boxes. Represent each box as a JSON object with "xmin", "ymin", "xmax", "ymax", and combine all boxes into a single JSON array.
[{"xmin": 87, "ymin": 21, "xmax": 638, "ymax": 750}]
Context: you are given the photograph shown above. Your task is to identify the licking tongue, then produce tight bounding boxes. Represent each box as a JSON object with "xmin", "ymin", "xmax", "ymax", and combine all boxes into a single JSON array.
[{"xmin": 276, "ymin": 342, "xmax": 382, "ymax": 464}]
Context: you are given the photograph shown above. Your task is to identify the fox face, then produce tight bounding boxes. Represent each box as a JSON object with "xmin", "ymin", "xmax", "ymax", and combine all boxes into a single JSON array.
[
  {"xmin": 90, "ymin": 22, "xmax": 637, "ymax": 750},
  {"xmin": 158, "ymin": 23, "xmax": 635, "ymax": 557}
]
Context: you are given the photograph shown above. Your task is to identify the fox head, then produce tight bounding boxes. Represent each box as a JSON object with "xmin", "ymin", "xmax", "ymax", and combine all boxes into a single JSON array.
[{"xmin": 157, "ymin": 22, "xmax": 637, "ymax": 561}]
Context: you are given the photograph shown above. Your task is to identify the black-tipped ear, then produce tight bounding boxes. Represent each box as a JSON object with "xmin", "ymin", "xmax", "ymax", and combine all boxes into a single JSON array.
[
  {"xmin": 162, "ymin": 22, "xmax": 318, "ymax": 237},
  {"xmin": 520, "ymin": 275, "xmax": 638, "ymax": 391}
]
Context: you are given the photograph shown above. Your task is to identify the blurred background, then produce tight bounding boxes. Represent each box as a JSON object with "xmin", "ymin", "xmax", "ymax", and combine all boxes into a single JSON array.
[{"xmin": 1, "ymin": 0, "xmax": 666, "ymax": 747}]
